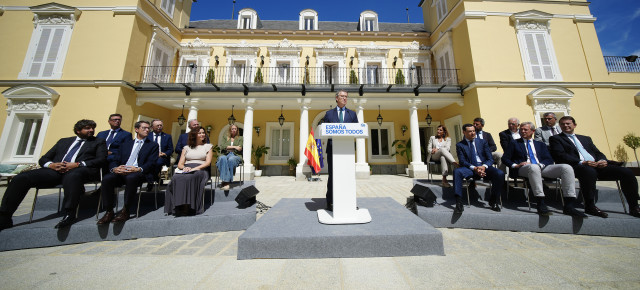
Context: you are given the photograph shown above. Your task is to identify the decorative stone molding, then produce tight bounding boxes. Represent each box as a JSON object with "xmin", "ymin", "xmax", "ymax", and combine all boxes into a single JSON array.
[
  {"xmin": 30, "ymin": 3, "xmax": 81, "ymax": 28},
  {"xmin": 357, "ymin": 42, "xmax": 389, "ymax": 59},
  {"xmin": 322, "ymin": 39, "xmax": 343, "ymax": 49},
  {"xmin": 527, "ymin": 86, "xmax": 573, "ymax": 115},
  {"xmin": 511, "ymin": 10, "xmax": 552, "ymax": 32},
  {"xmin": 2, "ymin": 84, "xmax": 59, "ymax": 115},
  {"xmin": 316, "ymin": 39, "xmax": 347, "ymax": 59},
  {"xmin": 180, "ymin": 37, "xmax": 211, "ymax": 56},
  {"xmin": 270, "ymin": 39, "xmax": 301, "ymax": 56}
]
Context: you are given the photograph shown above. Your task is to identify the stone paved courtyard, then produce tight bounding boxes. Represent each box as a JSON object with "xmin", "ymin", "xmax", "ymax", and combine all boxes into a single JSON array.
[{"xmin": 1, "ymin": 175, "xmax": 639, "ymax": 288}]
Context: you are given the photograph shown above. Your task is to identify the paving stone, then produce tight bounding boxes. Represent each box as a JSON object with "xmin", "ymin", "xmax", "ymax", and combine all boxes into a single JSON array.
[{"xmin": 152, "ymin": 241, "xmax": 188, "ymax": 255}]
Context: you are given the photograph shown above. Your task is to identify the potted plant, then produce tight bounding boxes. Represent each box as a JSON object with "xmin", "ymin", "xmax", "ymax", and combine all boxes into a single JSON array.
[
  {"xmin": 613, "ymin": 144, "xmax": 629, "ymax": 166},
  {"xmin": 395, "ymin": 69, "xmax": 405, "ymax": 85},
  {"xmin": 254, "ymin": 67, "xmax": 264, "ymax": 84},
  {"xmin": 348, "ymin": 69, "xmax": 359, "ymax": 84},
  {"xmin": 205, "ymin": 68, "xmax": 215, "ymax": 83},
  {"xmin": 622, "ymin": 132, "xmax": 640, "ymax": 175},
  {"xmin": 287, "ymin": 157, "xmax": 297, "ymax": 176},
  {"xmin": 391, "ymin": 138, "xmax": 412, "ymax": 175},
  {"xmin": 252, "ymin": 145, "xmax": 270, "ymax": 176}
]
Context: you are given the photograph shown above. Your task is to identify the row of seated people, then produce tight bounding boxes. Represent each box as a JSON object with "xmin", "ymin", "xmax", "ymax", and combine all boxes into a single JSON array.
[
  {"xmin": 427, "ymin": 115, "xmax": 640, "ymax": 218},
  {"xmin": 0, "ymin": 118, "xmax": 243, "ymax": 231}
]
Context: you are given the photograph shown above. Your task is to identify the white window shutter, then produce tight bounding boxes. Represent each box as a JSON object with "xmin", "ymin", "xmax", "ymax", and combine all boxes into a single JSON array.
[
  {"xmin": 534, "ymin": 33, "xmax": 554, "ymax": 79},
  {"xmin": 28, "ymin": 28, "xmax": 51, "ymax": 77},
  {"xmin": 42, "ymin": 28, "xmax": 65, "ymax": 77}
]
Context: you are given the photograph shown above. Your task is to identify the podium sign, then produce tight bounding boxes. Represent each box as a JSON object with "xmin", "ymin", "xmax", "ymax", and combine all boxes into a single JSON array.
[{"xmin": 316, "ymin": 123, "xmax": 372, "ymax": 224}]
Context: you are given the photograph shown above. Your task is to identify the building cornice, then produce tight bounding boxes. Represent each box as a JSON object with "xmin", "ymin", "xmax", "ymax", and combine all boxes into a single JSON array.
[
  {"xmin": 0, "ymin": 80, "xmax": 137, "ymax": 90},
  {"xmin": 180, "ymin": 28, "xmax": 428, "ymax": 40},
  {"xmin": 463, "ymin": 81, "xmax": 640, "ymax": 91}
]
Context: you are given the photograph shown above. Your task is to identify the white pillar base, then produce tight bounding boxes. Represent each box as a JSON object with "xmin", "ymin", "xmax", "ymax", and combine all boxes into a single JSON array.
[
  {"xmin": 295, "ymin": 163, "xmax": 312, "ymax": 181},
  {"xmin": 241, "ymin": 164, "xmax": 255, "ymax": 180},
  {"xmin": 318, "ymin": 208, "xmax": 371, "ymax": 224},
  {"xmin": 355, "ymin": 163, "xmax": 370, "ymax": 179},
  {"xmin": 408, "ymin": 163, "xmax": 429, "ymax": 178}
]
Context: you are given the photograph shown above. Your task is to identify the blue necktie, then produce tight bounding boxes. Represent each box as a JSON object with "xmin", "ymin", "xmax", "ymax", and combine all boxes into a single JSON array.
[
  {"xmin": 105, "ymin": 130, "xmax": 115, "ymax": 148},
  {"xmin": 126, "ymin": 140, "xmax": 143, "ymax": 166},
  {"xmin": 570, "ymin": 135, "xmax": 594, "ymax": 161},
  {"xmin": 154, "ymin": 134, "xmax": 159, "ymax": 143},
  {"xmin": 527, "ymin": 140, "xmax": 538, "ymax": 164},
  {"xmin": 469, "ymin": 140, "xmax": 480, "ymax": 166},
  {"xmin": 339, "ymin": 108, "xmax": 344, "ymax": 123},
  {"xmin": 63, "ymin": 140, "xmax": 84, "ymax": 162}
]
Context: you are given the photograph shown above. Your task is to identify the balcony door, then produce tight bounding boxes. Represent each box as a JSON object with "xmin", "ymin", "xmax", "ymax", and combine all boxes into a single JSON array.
[
  {"xmin": 232, "ymin": 61, "xmax": 247, "ymax": 83},
  {"xmin": 323, "ymin": 63, "xmax": 338, "ymax": 85},
  {"xmin": 365, "ymin": 64, "xmax": 379, "ymax": 84}
]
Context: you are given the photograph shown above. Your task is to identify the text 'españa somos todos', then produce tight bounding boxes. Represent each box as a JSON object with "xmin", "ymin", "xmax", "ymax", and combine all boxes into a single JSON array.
[{"xmin": 325, "ymin": 124, "xmax": 364, "ymax": 135}]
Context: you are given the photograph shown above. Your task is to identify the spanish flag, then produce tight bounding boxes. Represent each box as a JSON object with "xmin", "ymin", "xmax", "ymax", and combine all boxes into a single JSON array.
[{"xmin": 304, "ymin": 129, "xmax": 321, "ymax": 173}]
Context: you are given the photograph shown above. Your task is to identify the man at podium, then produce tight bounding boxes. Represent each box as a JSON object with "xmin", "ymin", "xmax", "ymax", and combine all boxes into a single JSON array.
[{"xmin": 321, "ymin": 90, "xmax": 358, "ymax": 211}]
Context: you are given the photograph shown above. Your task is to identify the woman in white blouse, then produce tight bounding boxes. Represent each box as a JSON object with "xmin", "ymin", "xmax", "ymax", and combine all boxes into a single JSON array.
[{"xmin": 426, "ymin": 125, "xmax": 458, "ymax": 187}]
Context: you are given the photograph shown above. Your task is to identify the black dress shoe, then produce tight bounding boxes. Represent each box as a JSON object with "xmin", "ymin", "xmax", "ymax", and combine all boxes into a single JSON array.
[
  {"xmin": 585, "ymin": 206, "xmax": 608, "ymax": 218},
  {"xmin": 97, "ymin": 210, "xmax": 114, "ymax": 225},
  {"xmin": 537, "ymin": 203, "xmax": 552, "ymax": 216},
  {"xmin": 489, "ymin": 202, "xmax": 501, "ymax": 212},
  {"xmin": 629, "ymin": 205, "xmax": 640, "ymax": 218},
  {"xmin": 325, "ymin": 204, "xmax": 333, "ymax": 211},
  {"xmin": 563, "ymin": 206, "xmax": 588, "ymax": 218},
  {"xmin": 454, "ymin": 201, "xmax": 464, "ymax": 214},
  {"xmin": 55, "ymin": 214, "xmax": 76, "ymax": 229}
]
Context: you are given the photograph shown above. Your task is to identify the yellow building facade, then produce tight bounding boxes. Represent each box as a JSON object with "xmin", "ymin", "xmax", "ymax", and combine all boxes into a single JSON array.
[{"xmin": 1, "ymin": 0, "xmax": 638, "ymax": 180}]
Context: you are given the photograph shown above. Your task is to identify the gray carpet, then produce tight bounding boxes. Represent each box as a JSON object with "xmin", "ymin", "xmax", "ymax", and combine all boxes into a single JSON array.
[
  {"xmin": 237, "ymin": 197, "xmax": 444, "ymax": 259},
  {"xmin": 0, "ymin": 181, "xmax": 257, "ymax": 252},
  {"xmin": 413, "ymin": 179, "xmax": 640, "ymax": 237}
]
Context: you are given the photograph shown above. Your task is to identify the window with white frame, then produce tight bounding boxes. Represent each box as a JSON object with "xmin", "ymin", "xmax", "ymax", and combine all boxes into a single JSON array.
[
  {"xmin": 232, "ymin": 60, "xmax": 247, "ymax": 83},
  {"xmin": 277, "ymin": 62, "xmax": 291, "ymax": 84},
  {"xmin": 242, "ymin": 17, "xmax": 251, "ymax": 29},
  {"xmin": 512, "ymin": 11, "xmax": 561, "ymax": 81},
  {"xmin": 436, "ymin": 50, "xmax": 455, "ymax": 84},
  {"xmin": 359, "ymin": 11, "xmax": 378, "ymax": 32},
  {"xmin": 367, "ymin": 122, "xmax": 395, "ymax": 162},
  {"xmin": 299, "ymin": 9, "xmax": 318, "ymax": 30},
  {"xmin": 265, "ymin": 122, "xmax": 295, "ymax": 163},
  {"xmin": 160, "ymin": 0, "xmax": 176, "ymax": 18},
  {"xmin": 237, "ymin": 9, "xmax": 259, "ymax": 29},
  {"xmin": 147, "ymin": 43, "xmax": 173, "ymax": 83},
  {"xmin": 304, "ymin": 18, "xmax": 314, "ymax": 30},
  {"xmin": 365, "ymin": 64, "xmax": 380, "ymax": 84},
  {"xmin": 323, "ymin": 63, "xmax": 338, "ymax": 84},
  {"xmin": 0, "ymin": 85, "xmax": 57, "ymax": 163},
  {"xmin": 434, "ymin": 0, "xmax": 448, "ymax": 23},
  {"xmin": 19, "ymin": 23, "xmax": 73, "ymax": 79}
]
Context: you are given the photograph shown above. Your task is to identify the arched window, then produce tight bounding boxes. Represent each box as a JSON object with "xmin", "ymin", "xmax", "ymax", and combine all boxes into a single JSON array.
[
  {"xmin": 299, "ymin": 9, "xmax": 318, "ymax": 30},
  {"xmin": 527, "ymin": 86, "xmax": 573, "ymax": 127},
  {"xmin": 359, "ymin": 10, "xmax": 378, "ymax": 32},
  {"xmin": 237, "ymin": 8, "xmax": 261, "ymax": 29}
]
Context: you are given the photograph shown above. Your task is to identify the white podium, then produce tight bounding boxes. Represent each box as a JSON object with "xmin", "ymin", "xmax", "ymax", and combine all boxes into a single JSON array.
[{"xmin": 316, "ymin": 123, "xmax": 372, "ymax": 224}]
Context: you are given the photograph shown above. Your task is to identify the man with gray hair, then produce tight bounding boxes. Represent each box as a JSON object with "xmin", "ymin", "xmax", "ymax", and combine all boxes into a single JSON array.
[
  {"xmin": 534, "ymin": 112, "xmax": 561, "ymax": 146},
  {"xmin": 499, "ymin": 117, "xmax": 521, "ymax": 151},
  {"xmin": 502, "ymin": 122, "xmax": 585, "ymax": 217}
]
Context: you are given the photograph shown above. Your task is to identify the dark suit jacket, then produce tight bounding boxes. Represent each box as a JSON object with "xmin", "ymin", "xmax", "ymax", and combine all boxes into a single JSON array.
[
  {"xmin": 110, "ymin": 138, "xmax": 159, "ymax": 181},
  {"xmin": 549, "ymin": 133, "xmax": 607, "ymax": 167},
  {"xmin": 476, "ymin": 130, "xmax": 497, "ymax": 152},
  {"xmin": 175, "ymin": 133, "xmax": 209, "ymax": 155},
  {"xmin": 147, "ymin": 132, "xmax": 173, "ymax": 166},
  {"xmin": 502, "ymin": 138, "xmax": 554, "ymax": 177},
  {"xmin": 499, "ymin": 129, "xmax": 519, "ymax": 151},
  {"xmin": 456, "ymin": 138, "xmax": 494, "ymax": 169},
  {"xmin": 97, "ymin": 128, "xmax": 132, "ymax": 162},
  {"xmin": 321, "ymin": 106, "xmax": 358, "ymax": 153},
  {"xmin": 38, "ymin": 136, "xmax": 108, "ymax": 179}
]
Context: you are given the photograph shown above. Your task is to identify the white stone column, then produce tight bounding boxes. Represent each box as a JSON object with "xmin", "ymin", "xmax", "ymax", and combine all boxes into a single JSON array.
[
  {"xmin": 353, "ymin": 98, "xmax": 370, "ymax": 179},
  {"xmin": 186, "ymin": 100, "xmax": 199, "ymax": 133},
  {"xmin": 296, "ymin": 100, "xmax": 312, "ymax": 180},
  {"xmin": 242, "ymin": 100, "xmax": 256, "ymax": 180},
  {"xmin": 408, "ymin": 99, "xmax": 429, "ymax": 178}
]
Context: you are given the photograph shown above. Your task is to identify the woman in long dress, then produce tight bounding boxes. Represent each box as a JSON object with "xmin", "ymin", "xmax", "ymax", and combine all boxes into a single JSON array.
[
  {"xmin": 216, "ymin": 124, "xmax": 243, "ymax": 190},
  {"xmin": 165, "ymin": 127, "xmax": 213, "ymax": 216},
  {"xmin": 426, "ymin": 125, "xmax": 458, "ymax": 187}
]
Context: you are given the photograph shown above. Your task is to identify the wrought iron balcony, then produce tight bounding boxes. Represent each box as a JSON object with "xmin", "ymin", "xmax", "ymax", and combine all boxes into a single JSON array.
[
  {"xmin": 140, "ymin": 65, "xmax": 460, "ymax": 87},
  {"xmin": 604, "ymin": 56, "xmax": 640, "ymax": 73}
]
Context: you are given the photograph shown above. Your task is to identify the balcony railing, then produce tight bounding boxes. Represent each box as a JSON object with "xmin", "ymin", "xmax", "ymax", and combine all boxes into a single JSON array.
[
  {"xmin": 140, "ymin": 66, "xmax": 459, "ymax": 86},
  {"xmin": 604, "ymin": 56, "xmax": 640, "ymax": 73}
]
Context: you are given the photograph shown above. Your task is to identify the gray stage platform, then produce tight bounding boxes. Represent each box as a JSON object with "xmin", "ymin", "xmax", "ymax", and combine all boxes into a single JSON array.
[
  {"xmin": 0, "ymin": 181, "xmax": 257, "ymax": 252},
  {"xmin": 412, "ymin": 179, "xmax": 640, "ymax": 238},
  {"xmin": 237, "ymin": 197, "xmax": 444, "ymax": 260}
]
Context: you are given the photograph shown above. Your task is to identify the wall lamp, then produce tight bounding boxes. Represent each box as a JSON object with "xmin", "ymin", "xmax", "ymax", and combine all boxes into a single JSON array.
[
  {"xmin": 393, "ymin": 56, "xmax": 398, "ymax": 67},
  {"xmin": 206, "ymin": 125, "xmax": 213, "ymax": 134},
  {"xmin": 214, "ymin": 55, "xmax": 219, "ymax": 66},
  {"xmin": 425, "ymin": 105, "xmax": 432, "ymax": 125},
  {"xmin": 254, "ymin": 126, "xmax": 261, "ymax": 136},
  {"xmin": 260, "ymin": 55, "xmax": 264, "ymax": 66},
  {"xmin": 377, "ymin": 105, "xmax": 383, "ymax": 126},
  {"xmin": 305, "ymin": 55, "xmax": 310, "ymax": 66},
  {"xmin": 177, "ymin": 105, "xmax": 186, "ymax": 126},
  {"xmin": 401, "ymin": 125, "xmax": 408, "ymax": 136},
  {"xmin": 278, "ymin": 105, "xmax": 285, "ymax": 126},
  {"xmin": 228, "ymin": 105, "xmax": 236, "ymax": 125},
  {"xmin": 350, "ymin": 56, "xmax": 354, "ymax": 67}
]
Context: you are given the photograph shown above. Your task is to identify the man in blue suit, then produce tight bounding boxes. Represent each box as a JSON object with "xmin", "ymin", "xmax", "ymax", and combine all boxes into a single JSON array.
[
  {"xmin": 174, "ymin": 118, "xmax": 209, "ymax": 156},
  {"xmin": 97, "ymin": 120, "xmax": 158, "ymax": 224},
  {"xmin": 148, "ymin": 119, "xmax": 173, "ymax": 187},
  {"xmin": 502, "ymin": 122, "xmax": 585, "ymax": 217},
  {"xmin": 453, "ymin": 124, "xmax": 504, "ymax": 213},
  {"xmin": 321, "ymin": 90, "xmax": 358, "ymax": 211},
  {"xmin": 96, "ymin": 114, "xmax": 132, "ymax": 166}
]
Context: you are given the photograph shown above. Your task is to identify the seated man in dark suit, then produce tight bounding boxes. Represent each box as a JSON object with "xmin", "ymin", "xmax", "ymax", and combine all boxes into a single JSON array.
[
  {"xmin": 499, "ymin": 117, "xmax": 521, "ymax": 151},
  {"xmin": 97, "ymin": 121, "xmax": 158, "ymax": 224},
  {"xmin": 502, "ymin": 122, "xmax": 585, "ymax": 217},
  {"xmin": 96, "ymin": 113, "xmax": 132, "ymax": 165},
  {"xmin": 534, "ymin": 112, "xmax": 561, "ymax": 146},
  {"xmin": 549, "ymin": 116, "xmax": 640, "ymax": 218},
  {"xmin": 175, "ymin": 119, "xmax": 209, "ymax": 156},
  {"xmin": 453, "ymin": 124, "xmax": 505, "ymax": 213},
  {"xmin": 0, "ymin": 119, "xmax": 107, "ymax": 230},
  {"xmin": 147, "ymin": 119, "xmax": 173, "ymax": 188},
  {"xmin": 473, "ymin": 117, "xmax": 502, "ymax": 167},
  {"xmin": 322, "ymin": 90, "xmax": 359, "ymax": 211}
]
